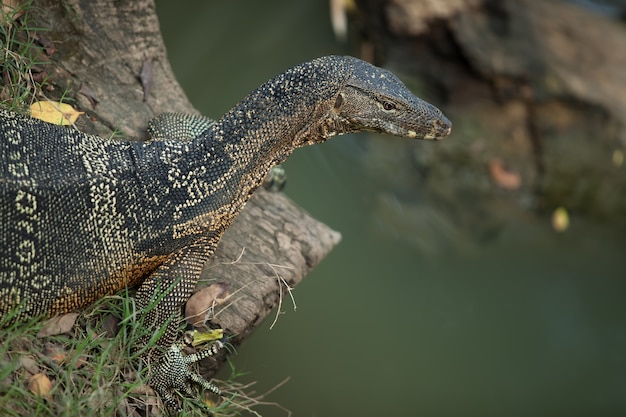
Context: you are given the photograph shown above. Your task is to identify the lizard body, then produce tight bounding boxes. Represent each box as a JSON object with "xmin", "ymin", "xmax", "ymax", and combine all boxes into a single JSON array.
[{"xmin": 0, "ymin": 55, "xmax": 451, "ymax": 409}]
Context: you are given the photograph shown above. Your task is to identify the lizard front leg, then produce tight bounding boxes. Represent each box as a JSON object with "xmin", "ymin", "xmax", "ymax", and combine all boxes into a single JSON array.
[{"xmin": 134, "ymin": 242, "xmax": 223, "ymax": 412}]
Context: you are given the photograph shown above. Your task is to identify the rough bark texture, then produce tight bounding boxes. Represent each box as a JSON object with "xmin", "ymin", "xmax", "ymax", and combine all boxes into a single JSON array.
[{"xmin": 24, "ymin": 0, "xmax": 340, "ymax": 369}]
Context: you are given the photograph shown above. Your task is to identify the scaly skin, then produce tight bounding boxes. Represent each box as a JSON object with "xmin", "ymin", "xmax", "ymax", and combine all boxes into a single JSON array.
[{"xmin": 0, "ymin": 55, "xmax": 451, "ymax": 409}]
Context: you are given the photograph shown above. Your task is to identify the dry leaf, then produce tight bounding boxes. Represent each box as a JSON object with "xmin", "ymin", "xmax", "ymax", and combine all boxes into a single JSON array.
[
  {"xmin": 42, "ymin": 344, "xmax": 73, "ymax": 368},
  {"xmin": 29, "ymin": 373, "xmax": 53, "ymax": 398},
  {"xmin": 185, "ymin": 283, "xmax": 230, "ymax": 327},
  {"xmin": 1, "ymin": 0, "xmax": 22, "ymax": 22},
  {"xmin": 37, "ymin": 313, "xmax": 79, "ymax": 337},
  {"xmin": 488, "ymin": 158, "xmax": 522, "ymax": 190},
  {"xmin": 30, "ymin": 101, "xmax": 84, "ymax": 125},
  {"xmin": 46, "ymin": 348, "xmax": 68, "ymax": 365},
  {"xmin": 101, "ymin": 313, "xmax": 120, "ymax": 338}
]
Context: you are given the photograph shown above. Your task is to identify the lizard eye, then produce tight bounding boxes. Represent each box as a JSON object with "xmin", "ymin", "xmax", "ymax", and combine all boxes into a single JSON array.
[{"xmin": 382, "ymin": 101, "xmax": 397, "ymax": 112}]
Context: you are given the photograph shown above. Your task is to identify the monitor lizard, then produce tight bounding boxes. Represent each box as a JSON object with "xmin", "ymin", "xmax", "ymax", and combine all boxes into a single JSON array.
[{"xmin": 0, "ymin": 55, "xmax": 451, "ymax": 411}]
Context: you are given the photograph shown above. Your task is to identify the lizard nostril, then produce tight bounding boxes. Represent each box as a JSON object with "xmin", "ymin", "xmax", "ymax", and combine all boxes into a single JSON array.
[{"xmin": 437, "ymin": 118, "xmax": 452, "ymax": 136}]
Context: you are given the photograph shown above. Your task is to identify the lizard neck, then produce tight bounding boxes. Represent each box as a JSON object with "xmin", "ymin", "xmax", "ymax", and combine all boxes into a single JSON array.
[
  {"xmin": 196, "ymin": 57, "xmax": 350, "ymax": 215},
  {"xmin": 157, "ymin": 57, "xmax": 352, "ymax": 233}
]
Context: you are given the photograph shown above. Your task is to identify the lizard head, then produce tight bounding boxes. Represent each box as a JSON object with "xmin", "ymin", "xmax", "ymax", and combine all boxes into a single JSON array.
[{"xmin": 329, "ymin": 56, "xmax": 451, "ymax": 140}]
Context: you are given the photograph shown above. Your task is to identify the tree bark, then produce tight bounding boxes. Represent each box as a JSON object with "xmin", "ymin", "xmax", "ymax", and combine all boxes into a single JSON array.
[{"xmin": 27, "ymin": 0, "xmax": 340, "ymax": 373}]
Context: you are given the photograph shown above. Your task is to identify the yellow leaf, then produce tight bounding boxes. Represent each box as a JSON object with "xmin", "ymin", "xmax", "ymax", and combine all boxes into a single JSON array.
[
  {"xmin": 192, "ymin": 328, "xmax": 224, "ymax": 347},
  {"xmin": 202, "ymin": 397, "xmax": 218, "ymax": 408},
  {"xmin": 551, "ymin": 206, "xmax": 569, "ymax": 232},
  {"xmin": 30, "ymin": 101, "xmax": 84, "ymax": 125}
]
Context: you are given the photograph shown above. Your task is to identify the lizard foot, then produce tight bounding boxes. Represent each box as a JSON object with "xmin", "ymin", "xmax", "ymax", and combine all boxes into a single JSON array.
[
  {"xmin": 263, "ymin": 165, "xmax": 287, "ymax": 192},
  {"xmin": 149, "ymin": 341, "xmax": 223, "ymax": 413}
]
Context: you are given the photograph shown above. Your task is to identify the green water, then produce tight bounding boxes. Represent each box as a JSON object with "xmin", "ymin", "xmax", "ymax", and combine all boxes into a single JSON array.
[{"xmin": 156, "ymin": 1, "xmax": 626, "ymax": 416}]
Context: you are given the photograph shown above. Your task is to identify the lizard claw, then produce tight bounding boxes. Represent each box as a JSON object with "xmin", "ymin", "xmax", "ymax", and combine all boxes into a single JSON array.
[{"xmin": 149, "ymin": 341, "xmax": 223, "ymax": 412}]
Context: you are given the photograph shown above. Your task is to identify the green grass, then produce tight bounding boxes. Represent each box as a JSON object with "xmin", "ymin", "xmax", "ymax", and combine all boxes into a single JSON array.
[
  {"xmin": 0, "ymin": 288, "xmax": 290, "ymax": 416},
  {"xmin": 0, "ymin": 0, "xmax": 51, "ymax": 112},
  {"xmin": 0, "ymin": 296, "xmax": 146, "ymax": 416}
]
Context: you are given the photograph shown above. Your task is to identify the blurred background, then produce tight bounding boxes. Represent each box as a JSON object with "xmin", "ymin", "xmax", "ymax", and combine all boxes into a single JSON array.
[{"xmin": 155, "ymin": 1, "xmax": 626, "ymax": 416}]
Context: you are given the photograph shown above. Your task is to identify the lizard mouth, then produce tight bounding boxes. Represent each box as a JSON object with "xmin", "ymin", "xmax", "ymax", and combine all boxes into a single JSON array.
[
  {"xmin": 384, "ymin": 116, "xmax": 452, "ymax": 140},
  {"xmin": 419, "ymin": 116, "xmax": 452, "ymax": 140}
]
